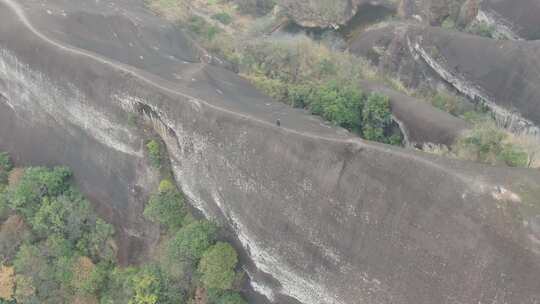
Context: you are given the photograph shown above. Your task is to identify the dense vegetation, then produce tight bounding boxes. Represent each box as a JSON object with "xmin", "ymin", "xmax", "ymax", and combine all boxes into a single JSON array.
[
  {"xmin": 0, "ymin": 153, "xmax": 247, "ymax": 304},
  {"xmin": 241, "ymin": 38, "xmax": 402, "ymax": 144},
  {"xmin": 146, "ymin": 140, "xmax": 162, "ymax": 168},
  {"xmin": 453, "ymin": 121, "xmax": 529, "ymax": 167},
  {"xmin": 147, "ymin": 0, "xmax": 540, "ymax": 166}
]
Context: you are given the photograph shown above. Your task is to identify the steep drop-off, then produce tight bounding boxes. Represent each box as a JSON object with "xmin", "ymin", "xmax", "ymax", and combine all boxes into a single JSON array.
[{"xmin": 1, "ymin": 0, "xmax": 540, "ymax": 304}]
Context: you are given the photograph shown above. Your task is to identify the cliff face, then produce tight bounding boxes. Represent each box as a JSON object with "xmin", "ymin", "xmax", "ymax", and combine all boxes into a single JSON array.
[
  {"xmin": 350, "ymin": 24, "xmax": 540, "ymax": 136},
  {"xmin": 1, "ymin": 1, "xmax": 540, "ymax": 304}
]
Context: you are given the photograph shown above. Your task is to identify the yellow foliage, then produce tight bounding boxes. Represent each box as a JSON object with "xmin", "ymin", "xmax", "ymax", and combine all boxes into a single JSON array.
[
  {"xmin": 0, "ymin": 265, "xmax": 15, "ymax": 300},
  {"xmin": 72, "ymin": 256, "xmax": 96, "ymax": 291},
  {"xmin": 14, "ymin": 275, "xmax": 35, "ymax": 301}
]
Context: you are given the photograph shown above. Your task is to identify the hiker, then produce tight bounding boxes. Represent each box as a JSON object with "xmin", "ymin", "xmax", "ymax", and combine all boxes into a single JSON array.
[{"xmin": 276, "ymin": 119, "xmax": 281, "ymax": 127}]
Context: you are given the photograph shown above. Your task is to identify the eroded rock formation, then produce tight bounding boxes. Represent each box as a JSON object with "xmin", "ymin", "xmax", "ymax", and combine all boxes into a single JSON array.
[
  {"xmin": 350, "ymin": 24, "xmax": 540, "ymax": 136},
  {"xmin": 479, "ymin": 0, "xmax": 540, "ymax": 40}
]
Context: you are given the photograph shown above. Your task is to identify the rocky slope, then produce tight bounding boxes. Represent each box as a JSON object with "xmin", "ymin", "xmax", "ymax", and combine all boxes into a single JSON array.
[
  {"xmin": 0, "ymin": 0, "xmax": 539, "ymax": 304},
  {"xmin": 350, "ymin": 23, "xmax": 540, "ymax": 136}
]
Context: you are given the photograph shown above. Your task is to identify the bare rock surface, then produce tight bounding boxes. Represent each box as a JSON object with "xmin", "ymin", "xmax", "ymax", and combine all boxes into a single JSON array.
[
  {"xmin": 0, "ymin": 0, "xmax": 539, "ymax": 304},
  {"xmin": 350, "ymin": 23, "xmax": 540, "ymax": 135}
]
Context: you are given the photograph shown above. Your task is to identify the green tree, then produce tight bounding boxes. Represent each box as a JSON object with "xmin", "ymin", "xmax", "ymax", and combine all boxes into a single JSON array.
[
  {"xmin": 453, "ymin": 122, "xmax": 530, "ymax": 167},
  {"xmin": 144, "ymin": 180, "xmax": 186, "ymax": 230},
  {"xmin": 7, "ymin": 167, "xmax": 71, "ymax": 219},
  {"xmin": 309, "ymin": 81, "xmax": 363, "ymax": 130},
  {"xmin": 362, "ymin": 93, "xmax": 393, "ymax": 143},
  {"xmin": 146, "ymin": 140, "xmax": 162, "ymax": 168},
  {"xmin": 44, "ymin": 234, "xmax": 72, "ymax": 258},
  {"xmin": 167, "ymin": 220, "xmax": 217, "ymax": 262},
  {"xmin": 86, "ymin": 218, "xmax": 115, "ymax": 261},
  {"xmin": 12, "ymin": 243, "xmax": 63, "ymax": 301},
  {"xmin": 129, "ymin": 272, "xmax": 160, "ymax": 304},
  {"xmin": 31, "ymin": 197, "xmax": 68, "ymax": 236},
  {"xmin": 100, "ymin": 267, "xmax": 140, "ymax": 304},
  {"xmin": 454, "ymin": 122, "xmax": 506, "ymax": 164},
  {"xmin": 30, "ymin": 191, "xmax": 96, "ymax": 245},
  {"xmin": 198, "ymin": 242, "xmax": 238, "ymax": 290}
]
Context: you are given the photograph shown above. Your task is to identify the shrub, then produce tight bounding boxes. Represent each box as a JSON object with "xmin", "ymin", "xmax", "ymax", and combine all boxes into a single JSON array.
[
  {"xmin": 186, "ymin": 15, "xmax": 221, "ymax": 41},
  {"xmin": 466, "ymin": 22, "xmax": 495, "ymax": 38},
  {"xmin": 143, "ymin": 180, "xmax": 187, "ymax": 230},
  {"xmin": 212, "ymin": 12, "xmax": 233, "ymax": 25},
  {"xmin": 0, "ymin": 153, "xmax": 12, "ymax": 185},
  {"xmin": 234, "ymin": 0, "xmax": 276, "ymax": 16},
  {"xmin": 0, "ymin": 153, "xmax": 12, "ymax": 172},
  {"xmin": 454, "ymin": 122, "xmax": 505, "ymax": 163},
  {"xmin": 453, "ymin": 122, "xmax": 530, "ymax": 167},
  {"xmin": 308, "ymin": 81, "xmax": 364, "ymax": 130},
  {"xmin": 431, "ymin": 91, "xmax": 467, "ymax": 116},
  {"xmin": 198, "ymin": 242, "xmax": 238, "ymax": 290},
  {"xmin": 441, "ymin": 17, "xmax": 456, "ymax": 29},
  {"xmin": 129, "ymin": 271, "xmax": 160, "ymax": 304},
  {"xmin": 246, "ymin": 74, "xmax": 289, "ymax": 102},
  {"xmin": 362, "ymin": 93, "xmax": 393, "ymax": 143},
  {"xmin": 146, "ymin": 140, "xmax": 162, "ymax": 168},
  {"xmin": 499, "ymin": 144, "xmax": 529, "ymax": 167}
]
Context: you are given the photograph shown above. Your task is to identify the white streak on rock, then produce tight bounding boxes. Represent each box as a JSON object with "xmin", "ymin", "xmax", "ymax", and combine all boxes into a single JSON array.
[
  {"xmin": 476, "ymin": 10, "xmax": 522, "ymax": 41},
  {"xmin": 0, "ymin": 49, "xmax": 142, "ymax": 157},
  {"xmin": 407, "ymin": 37, "xmax": 540, "ymax": 137}
]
